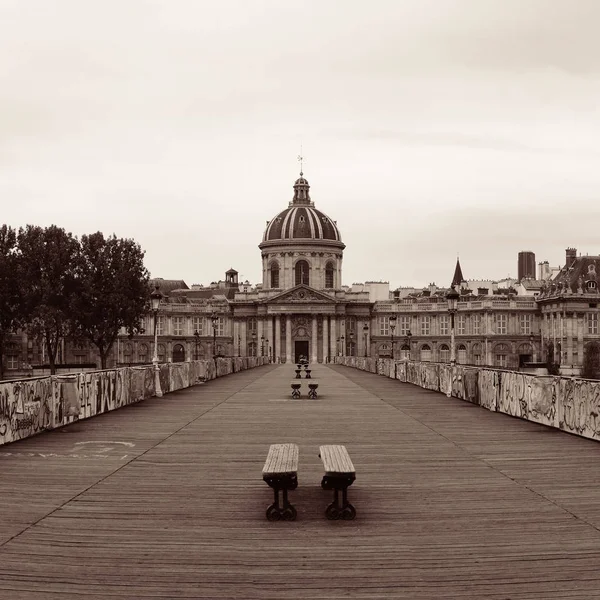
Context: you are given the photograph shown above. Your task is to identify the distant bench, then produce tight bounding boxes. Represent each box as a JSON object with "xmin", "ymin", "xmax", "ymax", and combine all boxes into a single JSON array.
[
  {"xmin": 262, "ymin": 443, "xmax": 298, "ymax": 521},
  {"xmin": 319, "ymin": 445, "xmax": 356, "ymax": 520},
  {"xmin": 290, "ymin": 381, "xmax": 319, "ymax": 399}
]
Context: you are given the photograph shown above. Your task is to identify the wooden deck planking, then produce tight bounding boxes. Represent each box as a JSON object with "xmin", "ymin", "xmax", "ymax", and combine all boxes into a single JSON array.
[{"xmin": 0, "ymin": 363, "xmax": 599, "ymax": 598}]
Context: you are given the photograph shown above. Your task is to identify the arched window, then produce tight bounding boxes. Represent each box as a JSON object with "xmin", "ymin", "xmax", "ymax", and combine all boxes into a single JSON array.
[
  {"xmin": 248, "ymin": 342, "xmax": 257, "ymax": 357},
  {"xmin": 495, "ymin": 343, "xmax": 509, "ymax": 367},
  {"xmin": 270, "ymin": 262, "xmax": 280, "ymax": 289},
  {"xmin": 420, "ymin": 344, "xmax": 432, "ymax": 362},
  {"xmin": 457, "ymin": 344, "xmax": 467, "ymax": 364},
  {"xmin": 157, "ymin": 344, "xmax": 166, "ymax": 363},
  {"xmin": 138, "ymin": 343, "xmax": 149, "ymax": 363},
  {"xmin": 295, "ymin": 260, "xmax": 310, "ymax": 286},
  {"xmin": 400, "ymin": 344, "xmax": 410, "ymax": 360},
  {"xmin": 439, "ymin": 344, "xmax": 450, "ymax": 363},
  {"xmin": 472, "ymin": 343, "xmax": 482, "ymax": 365},
  {"xmin": 123, "ymin": 343, "xmax": 133, "ymax": 364},
  {"xmin": 587, "ymin": 280, "xmax": 597, "ymax": 291},
  {"xmin": 325, "ymin": 262, "xmax": 335, "ymax": 288},
  {"xmin": 172, "ymin": 344, "xmax": 185, "ymax": 363}
]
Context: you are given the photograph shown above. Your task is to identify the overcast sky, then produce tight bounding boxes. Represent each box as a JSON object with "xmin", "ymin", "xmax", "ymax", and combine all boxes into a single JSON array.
[{"xmin": 2, "ymin": 0, "xmax": 599, "ymax": 289}]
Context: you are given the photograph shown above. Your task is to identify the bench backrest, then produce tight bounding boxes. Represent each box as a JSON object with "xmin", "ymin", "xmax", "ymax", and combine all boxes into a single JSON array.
[
  {"xmin": 263, "ymin": 443, "xmax": 299, "ymax": 475},
  {"xmin": 319, "ymin": 445, "xmax": 355, "ymax": 475}
]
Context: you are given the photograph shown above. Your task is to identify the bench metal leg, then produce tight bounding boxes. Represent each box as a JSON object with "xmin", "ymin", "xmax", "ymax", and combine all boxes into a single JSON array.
[
  {"xmin": 291, "ymin": 387, "xmax": 301, "ymax": 399},
  {"xmin": 321, "ymin": 475, "xmax": 356, "ymax": 520},
  {"xmin": 308, "ymin": 388, "xmax": 318, "ymax": 399},
  {"xmin": 264, "ymin": 474, "xmax": 298, "ymax": 521}
]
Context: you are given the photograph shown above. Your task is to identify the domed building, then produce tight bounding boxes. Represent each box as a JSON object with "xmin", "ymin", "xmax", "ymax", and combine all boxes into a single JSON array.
[{"xmin": 231, "ymin": 172, "xmax": 372, "ymax": 363}]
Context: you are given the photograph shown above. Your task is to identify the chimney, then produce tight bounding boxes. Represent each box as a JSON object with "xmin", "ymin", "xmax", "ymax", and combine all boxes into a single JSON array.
[{"xmin": 565, "ymin": 248, "xmax": 577, "ymax": 267}]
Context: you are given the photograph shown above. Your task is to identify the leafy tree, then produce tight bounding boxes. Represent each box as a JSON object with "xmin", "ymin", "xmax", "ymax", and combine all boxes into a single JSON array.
[
  {"xmin": 71, "ymin": 232, "xmax": 150, "ymax": 369},
  {"xmin": 0, "ymin": 226, "xmax": 23, "ymax": 379},
  {"xmin": 18, "ymin": 225, "xmax": 80, "ymax": 375},
  {"xmin": 582, "ymin": 342, "xmax": 600, "ymax": 380}
]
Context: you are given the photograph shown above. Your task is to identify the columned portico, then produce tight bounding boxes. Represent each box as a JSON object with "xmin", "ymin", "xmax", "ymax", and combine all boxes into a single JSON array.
[
  {"xmin": 275, "ymin": 315, "xmax": 281, "ymax": 363},
  {"xmin": 323, "ymin": 316, "xmax": 329, "ymax": 363},
  {"xmin": 286, "ymin": 315, "xmax": 292, "ymax": 363},
  {"xmin": 311, "ymin": 316, "xmax": 318, "ymax": 363}
]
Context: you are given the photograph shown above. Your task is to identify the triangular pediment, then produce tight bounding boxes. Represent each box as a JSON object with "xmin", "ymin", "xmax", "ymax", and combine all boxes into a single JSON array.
[{"xmin": 264, "ymin": 284, "xmax": 336, "ymax": 304}]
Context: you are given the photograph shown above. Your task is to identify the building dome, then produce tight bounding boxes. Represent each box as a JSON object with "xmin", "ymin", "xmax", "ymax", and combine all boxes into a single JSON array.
[{"xmin": 261, "ymin": 175, "xmax": 342, "ymax": 244}]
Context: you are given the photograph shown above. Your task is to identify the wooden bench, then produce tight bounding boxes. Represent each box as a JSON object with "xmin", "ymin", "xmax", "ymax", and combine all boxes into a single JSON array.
[
  {"xmin": 319, "ymin": 445, "xmax": 356, "ymax": 520},
  {"xmin": 290, "ymin": 381, "xmax": 302, "ymax": 399},
  {"xmin": 262, "ymin": 443, "xmax": 299, "ymax": 521},
  {"xmin": 307, "ymin": 381, "xmax": 319, "ymax": 399}
]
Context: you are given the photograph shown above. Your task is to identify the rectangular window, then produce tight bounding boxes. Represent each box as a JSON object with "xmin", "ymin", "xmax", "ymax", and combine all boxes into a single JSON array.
[
  {"xmin": 457, "ymin": 315, "xmax": 466, "ymax": 335},
  {"xmin": 156, "ymin": 316, "xmax": 164, "ymax": 336},
  {"xmin": 379, "ymin": 316, "xmax": 389, "ymax": 336},
  {"xmin": 399, "ymin": 316, "xmax": 410, "ymax": 336},
  {"xmin": 248, "ymin": 317, "xmax": 257, "ymax": 333},
  {"xmin": 216, "ymin": 317, "xmax": 225, "ymax": 337},
  {"xmin": 192, "ymin": 316, "xmax": 203, "ymax": 336},
  {"xmin": 420, "ymin": 315, "xmax": 430, "ymax": 336},
  {"xmin": 439, "ymin": 315, "xmax": 449, "ymax": 336},
  {"xmin": 495, "ymin": 353, "xmax": 507, "ymax": 367},
  {"xmin": 472, "ymin": 314, "xmax": 481, "ymax": 335},
  {"xmin": 520, "ymin": 314, "xmax": 532, "ymax": 335},
  {"xmin": 6, "ymin": 355, "xmax": 19, "ymax": 369},
  {"xmin": 497, "ymin": 314, "xmax": 507, "ymax": 335},
  {"xmin": 173, "ymin": 317, "xmax": 184, "ymax": 336},
  {"xmin": 588, "ymin": 313, "xmax": 598, "ymax": 334},
  {"xmin": 325, "ymin": 269, "xmax": 333, "ymax": 288}
]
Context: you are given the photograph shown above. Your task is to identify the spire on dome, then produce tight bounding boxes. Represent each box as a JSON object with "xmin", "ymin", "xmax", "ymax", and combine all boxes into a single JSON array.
[
  {"xmin": 451, "ymin": 257, "xmax": 465, "ymax": 287},
  {"xmin": 292, "ymin": 173, "xmax": 311, "ymax": 205}
]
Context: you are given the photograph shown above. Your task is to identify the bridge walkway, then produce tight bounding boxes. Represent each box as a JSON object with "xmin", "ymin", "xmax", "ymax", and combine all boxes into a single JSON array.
[{"xmin": 1, "ymin": 363, "xmax": 600, "ymax": 599}]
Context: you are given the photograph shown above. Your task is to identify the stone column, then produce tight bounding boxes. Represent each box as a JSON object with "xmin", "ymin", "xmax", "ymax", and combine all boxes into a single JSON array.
[
  {"xmin": 311, "ymin": 315, "xmax": 318, "ymax": 363},
  {"xmin": 577, "ymin": 313, "xmax": 584, "ymax": 369},
  {"xmin": 322, "ymin": 316, "xmax": 329, "ymax": 363},
  {"xmin": 241, "ymin": 319, "xmax": 247, "ymax": 357},
  {"xmin": 267, "ymin": 316, "xmax": 274, "ymax": 362},
  {"xmin": 566, "ymin": 314, "xmax": 573, "ymax": 366},
  {"xmin": 286, "ymin": 315, "xmax": 292, "ymax": 363},
  {"xmin": 275, "ymin": 315, "xmax": 281, "ymax": 363},
  {"xmin": 256, "ymin": 318, "xmax": 263, "ymax": 357},
  {"xmin": 330, "ymin": 316, "xmax": 337, "ymax": 358}
]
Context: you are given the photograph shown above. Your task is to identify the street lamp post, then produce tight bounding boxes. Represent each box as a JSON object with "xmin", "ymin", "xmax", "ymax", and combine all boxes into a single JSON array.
[
  {"xmin": 150, "ymin": 286, "xmax": 163, "ymax": 398},
  {"xmin": 252, "ymin": 331, "xmax": 257, "ymax": 357},
  {"xmin": 446, "ymin": 285, "xmax": 460, "ymax": 366},
  {"xmin": 341, "ymin": 335, "xmax": 345, "ymax": 357},
  {"xmin": 529, "ymin": 333, "xmax": 535, "ymax": 362},
  {"xmin": 389, "ymin": 315, "xmax": 397, "ymax": 360},
  {"xmin": 406, "ymin": 329, "xmax": 412, "ymax": 360},
  {"xmin": 349, "ymin": 332, "xmax": 354, "ymax": 356},
  {"xmin": 265, "ymin": 338, "xmax": 269, "ymax": 362},
  {"xmin": 237, "ymin": 335, "xmax": 241, "ymax": 357},
  {"xmin": 193, "ymin": 330, "xmax": 200, "ymax": 361},
  {"xmin": 336, "ymin": 337, "xmax": 340, "ymax": 357},
  {"xmin": 363, "ymin": 323, "xmax": 369, "ymax": 357},
  {"xmin": 210, "ymin": 311, "xmax": 218, "ymax": 363},
  {"xmin": 261, "ymin": 335, "xmax": 265, "ymax": 357}
]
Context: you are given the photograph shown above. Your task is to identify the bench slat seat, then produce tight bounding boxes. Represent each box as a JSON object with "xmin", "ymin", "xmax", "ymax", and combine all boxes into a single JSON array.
[
  {"xmin": 320, "ymin": 444, "xmax": 355, "ymax": 475},
  {"xmin": 263, "ymin": 443, "xmax": 298, "ymax": 476},
  {"xmin": 263, "ymin": 444, "xmax": 299, "ymax": 521},
  {"xmin": 319, "ymin": 444, "xmax": 356, "ymax": 520}
]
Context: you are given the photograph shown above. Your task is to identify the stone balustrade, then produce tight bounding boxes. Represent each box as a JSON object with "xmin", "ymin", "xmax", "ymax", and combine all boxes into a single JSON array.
[
  {"xmin": 335, "ymin": 357, "xmax": 600, "ymax": 442},
  {"xmin": 0, "ymin": 356, "xmax": 269, "ymax": 446}
]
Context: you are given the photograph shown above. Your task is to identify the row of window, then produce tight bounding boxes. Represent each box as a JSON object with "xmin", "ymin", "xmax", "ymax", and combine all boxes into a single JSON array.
[
  {"xmin": 270, "ymin": 260, "xmax": 336, "ymax": 288},
  {"xmin": 146, "ymin": 316, "xmax": 226, "ymax": 337},
  {"xmin": 382, "ymin": 342, "xmax": 522, "ymax": 367},
  {"xmin": 378, "ymin": 314, "xmax": 533, "ymax": 336}
]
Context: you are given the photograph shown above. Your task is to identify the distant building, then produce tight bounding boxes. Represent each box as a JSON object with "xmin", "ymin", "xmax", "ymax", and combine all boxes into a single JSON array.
[
  {"xmin": 518, "ymin": 251, "xmax": 536, "ymax": 281},
  {"xmin": 4, "ymin": 178, "xmax": 599, "ymax": 378}
]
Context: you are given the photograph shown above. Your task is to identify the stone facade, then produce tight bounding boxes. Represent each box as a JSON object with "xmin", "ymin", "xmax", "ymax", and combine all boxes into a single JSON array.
[{"xmin": 3, "ymin": 179, "xmax": 600, "ymax": 379}]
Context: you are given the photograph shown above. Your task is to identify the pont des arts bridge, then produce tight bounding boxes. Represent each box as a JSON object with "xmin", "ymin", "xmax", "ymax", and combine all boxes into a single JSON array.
[
  {"xmin": 335, "ymin": 356, "xmax": 600, "ymax": 442},
  {"xmin": 0, "ymin": 357, "xmax": 269, "ymax": 446}
]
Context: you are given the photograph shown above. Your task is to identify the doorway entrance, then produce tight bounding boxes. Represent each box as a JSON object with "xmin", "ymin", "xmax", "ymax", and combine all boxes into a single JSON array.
[{"xmin": 294, "ymin": 340, "xmax": 309, "ymax": 364}]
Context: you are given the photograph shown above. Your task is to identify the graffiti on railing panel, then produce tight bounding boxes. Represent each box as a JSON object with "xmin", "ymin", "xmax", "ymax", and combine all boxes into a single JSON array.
[
  {"xmin": 438, "ymin": 365, "xmax": 452, "ymax": 396},
  {"xmin": 0, "ymin": 378, "xmax": 54, "ymax": 445},
  {"xmin": 421, "ymin": 364, "xmax": 439, "ymax": 391},
  {"xmin": 0, "ymin": 358, "xmax": 268, "ymax": 447},
  {"xmin": 527, "ymin": 376, "xmax": 556, "ymax": 427},
  {"xmin": 462, "ymin": 369, "xmax": 479, "ymax": 405},
  {"xmin": 478, "ymin": 369, "xmax": 499, "ymax": 411},
  {"xmin": 558, "ymin": 378, "xmax": 600, "ymax": 440},
  {"xmin": 498, "ymin": 372, "xmax": 527, "ymax": 418},
  {"xmin": 396, "ymin": 361, "xmax": 407, "ymax": 382}
]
